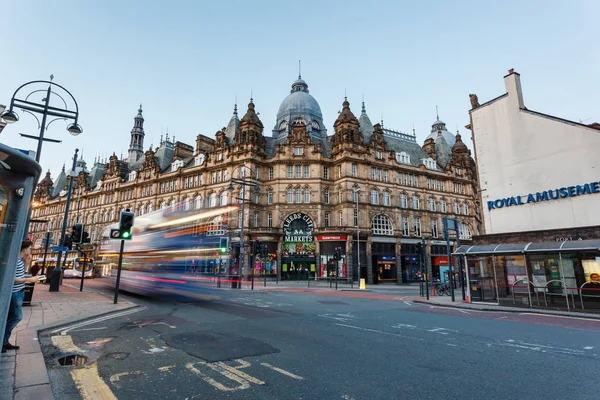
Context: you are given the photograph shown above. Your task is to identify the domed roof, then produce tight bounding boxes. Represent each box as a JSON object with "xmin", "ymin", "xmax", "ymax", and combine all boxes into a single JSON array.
[
  {"xmin": 276, "ymin": 76, "xmax": 323, "ymax": 124},
  {"xmin": 426, "ymin": 117, "xmax": 456, "ymax": 147}
]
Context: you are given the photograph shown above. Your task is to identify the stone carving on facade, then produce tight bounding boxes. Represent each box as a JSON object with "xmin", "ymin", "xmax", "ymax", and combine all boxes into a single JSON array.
[
  {"xmin": 331, "ymin": 99, "xmax": 363, "ymax": 154},
  {"xmin": 469, "ymin": 94, "xmax": 480, "ymax": 109}
]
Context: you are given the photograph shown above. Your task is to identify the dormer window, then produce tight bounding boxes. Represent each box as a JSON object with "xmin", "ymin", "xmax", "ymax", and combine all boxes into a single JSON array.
[
  {"xmin": 294, "ymin": 147, "xmax": 304, "ymax": 156},
  {"xmin": 216, "ymin": 152, "xmax": 223, "ymax": 161},
  {"xmin": 128, "ymin": 171, "xmax": 137, "ymax": 182},
  {"xmin": 375, "ymin": 151, "xmax": 382, "ymax": 160},
  {"xmin": 279, "ymin": 120, "xmax": 287, "ymax": 130},
  {"xmin": 311, "ymin": 120, "xmax": 320, "ymax": 130},
  {"xmin": 171, "ymin": 160, "xmax": 183, "ymax": 172},
  {"xmin": 396, "ymin": 152, "xmax": 410, "ymax": 164},
  {"xmin": 423, "ymin": 158, "xmax": 437, "ymax": 170}
]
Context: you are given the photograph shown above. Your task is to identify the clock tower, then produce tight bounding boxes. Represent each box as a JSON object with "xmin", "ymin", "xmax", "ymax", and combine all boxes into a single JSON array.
[{"xmin": 128, "ymin": 104, "xmax": 145, "ymax": 164}]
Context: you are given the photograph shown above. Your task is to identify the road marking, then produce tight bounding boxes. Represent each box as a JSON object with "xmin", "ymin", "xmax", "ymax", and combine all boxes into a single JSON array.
[
  {"xmin": 71, "ymin": 327, "xmax": 109, "ymax": 332},
  {"xmin": 335, "ymin": 323, "xmax": 424, "ymax": 341},
  {"xmin": 52, "ymin": 335, "xmax": 83, "ymax": 353},
  {"xmin": 391, "ymin": 324, "xmax": 417, "ymax": 329},
  {"xmin": 428, "ymin": 327, "xmax": 458, "ymax": 335},
  {"xmin": 584, "ymin": 346, "xmax": 594, "ymax": 350},
  {"xmin": 52, "ymin": 306, "xmax": 147, "ymax": 335},
  {"xmin": 186, "ymin": 361, "xmax": 251, "ymax": 392},
  {"xmin": 72, "ymin": 362, "xmax": 118, "ymax": 400},
  {"xmin": 446, "ymin": 343, "xmax": 458, "ymax": 347},
  {"xmin": 319, "ymin": 313, "xmax": 358, "ymax": 322},
  {"xmin": 109, "ymin": 371, "xmax": 142, "ymax": 389},
  {"xmin": 501, "ymin": 340, "xmax": 584, "ymax": 355},
  {"xmin": 403, "ymin": 300, "xmax": 412, "ymax": 306},
  {"xmin": 518, "ymin": 313, "xmax": 600, "ymax": 322},
  {"xmin": 260, "ymin": 362, "xmax": 305, "ymax": 380},
  {"xmin": 158, "ymin": 365, "xmax": 176, "ymax": 372},
  {"xmin": 216, "ymin": 360, "xmax": 265, "ymax": 385},
  {"xmin": 459, "ymin": 310, "xmax": 469, "ymax": 314}
]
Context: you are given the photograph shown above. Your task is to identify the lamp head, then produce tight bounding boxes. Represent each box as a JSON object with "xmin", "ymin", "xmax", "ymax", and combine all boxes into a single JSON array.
[
  {"xmin": 67, "ymin": 123, "xmax": 83, "ymax": 136},
  {"xmin": 227, "ymin": 181, "xmax": 234, "ymax": 191},
  {"xmin": 1, "ymin": 109, "xmax": 19, "ymax": 124}
]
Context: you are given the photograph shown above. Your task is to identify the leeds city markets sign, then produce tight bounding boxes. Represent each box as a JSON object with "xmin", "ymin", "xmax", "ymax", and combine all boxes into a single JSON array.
[{"xmin": 488, "ymin": 180, "xmax": 600, "ymax": 211}]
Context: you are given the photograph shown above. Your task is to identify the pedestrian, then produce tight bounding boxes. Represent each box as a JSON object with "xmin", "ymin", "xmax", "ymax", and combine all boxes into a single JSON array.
[
  {"xmin": 3, "ymin": 240, "xmax": 39, "ymax": 353},
  {"xmin": 30, "ymin": 262, "xmax": 41, "ymax": 277}
]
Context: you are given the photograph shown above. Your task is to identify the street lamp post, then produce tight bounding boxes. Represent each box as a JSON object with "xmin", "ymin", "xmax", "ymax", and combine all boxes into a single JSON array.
[
  {"xmin": 49, "ymin": 148, "xmax": 79, "ymax": 292},
  {"xmin": 227, "ymin": 164, "xmax": 257, "ymax": 289},
  {"xmin": 1, "ymin": 77, "xmax": 83, "ymax": 237},
  {"xmin": 354, "ymin": 188, "xmax": 362, "ymax": 289}
]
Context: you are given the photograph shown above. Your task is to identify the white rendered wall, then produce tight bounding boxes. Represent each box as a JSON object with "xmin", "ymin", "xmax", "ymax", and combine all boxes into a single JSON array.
[{"xmin": 471, "ymin": 73, "xmax": 600, "ymax": 234}]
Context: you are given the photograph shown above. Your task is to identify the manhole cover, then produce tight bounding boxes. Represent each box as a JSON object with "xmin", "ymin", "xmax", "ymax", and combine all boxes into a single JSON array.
[{"xmin": 58, "ymin": 354, "xmax": 89, "ymax": 367}]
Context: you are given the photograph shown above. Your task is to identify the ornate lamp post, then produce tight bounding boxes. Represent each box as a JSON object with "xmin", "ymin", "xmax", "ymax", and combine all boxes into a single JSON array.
[{"xmin": 227, "ymin": 164, "xmax": 257, "ymax": 288}]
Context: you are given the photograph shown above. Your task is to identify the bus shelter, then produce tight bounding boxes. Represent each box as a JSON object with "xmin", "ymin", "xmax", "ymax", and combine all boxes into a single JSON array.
[{"xmin": 453, "ymin": 240, "xmax": 600, "ymax": 311}]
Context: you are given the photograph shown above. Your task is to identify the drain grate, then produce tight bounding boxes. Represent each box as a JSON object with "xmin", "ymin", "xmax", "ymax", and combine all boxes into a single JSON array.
[{"xmin": 58, "ymin": 354, "xmax": 89, "ymax": 367}]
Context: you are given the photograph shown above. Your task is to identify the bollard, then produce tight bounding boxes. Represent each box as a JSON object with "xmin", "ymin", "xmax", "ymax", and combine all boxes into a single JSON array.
[
  {"xmin": 335, "ymin": 275, "xmax": 338, "ymax": 290},
  {"xmin": 264, "ymin": 270, "xmax": 267, "ymax": 287},
  {"xmin": 251, "ymin": 270, "xmax": 255, "ymax": 291}
]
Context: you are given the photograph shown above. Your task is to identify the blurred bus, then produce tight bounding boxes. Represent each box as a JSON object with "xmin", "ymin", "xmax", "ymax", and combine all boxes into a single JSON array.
[
  {"xmin": 98, "ymin": 202, "xmax": 239, "ymax": 298},
  {"xmin": 35, "ymin": 257, "xmax": 94, "ymax": 278}
]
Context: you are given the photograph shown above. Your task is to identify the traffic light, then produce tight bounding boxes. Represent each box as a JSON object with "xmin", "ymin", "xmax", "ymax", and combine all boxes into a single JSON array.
[
  {"xmin": 219, "ymin": 237, "xmax": 228, "ymax": 254},
  {"xmin": 82, "ymin": 231, "xmax": 90, "ymax": 243},
  {"xmin": 72, "ymin": 223, "xmax": 84, "ymax": 244},
  {"xmin": 118, "ymin": 210, "xmax": 135, "ymax": 240}
]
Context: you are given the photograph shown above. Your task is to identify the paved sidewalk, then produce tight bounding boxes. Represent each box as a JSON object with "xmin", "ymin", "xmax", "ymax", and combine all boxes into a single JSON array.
[
  {"xmin": 412, "ymin": 294, "xmax": 600, "ymax": 320},
  {"xmin": 1, "ymin": 282, "xmax": 137, "ymax": 400}
]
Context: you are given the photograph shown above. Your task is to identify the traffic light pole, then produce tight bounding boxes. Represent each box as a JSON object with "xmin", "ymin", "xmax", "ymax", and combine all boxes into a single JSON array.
[
  {"xmin": 50, "ymin": 149, "xmax": 78, "ymax": 292},
  {"xmin": 113, "ymin": 239, "xmax": 125, "ymax": 304},
  {"xmin": 41, "ymin": 233, "xmax": 50, "ymax": 275}
]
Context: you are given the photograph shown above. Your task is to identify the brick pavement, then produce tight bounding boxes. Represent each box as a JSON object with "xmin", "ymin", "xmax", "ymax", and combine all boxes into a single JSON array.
[{"xmin": 1, "ymin": 281, "xmax": 137, "ymax": 400}]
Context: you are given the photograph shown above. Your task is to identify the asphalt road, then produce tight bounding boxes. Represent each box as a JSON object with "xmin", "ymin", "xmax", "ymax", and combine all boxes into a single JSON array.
[{"xmin": 41, "ymin": 279, "xmax": 600, "ymax": 400}]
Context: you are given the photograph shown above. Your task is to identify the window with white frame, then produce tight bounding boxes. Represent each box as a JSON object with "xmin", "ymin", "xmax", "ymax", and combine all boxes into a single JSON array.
[
  {"xmin": 339, "ymin": 211, "xmax": 343, "ymax": 226},
  {"xmin": 383, "ymin": 191, "xmax": 390, "ymax": 206},
  {"xmin": 324, "ymin": 212, "xmax": 330, "ymax": 227},
  {"xmin": 412, "ymin": 195, "xmax": 420, "ymax": 210},
  {"xmin": 431, "ymin": 219, "xmax": 438, "ymax": 238},
  {"xmin": 323, "ymin": 166, "xmax": 329, "ymax": 179},
  {"xmin": 304, "ymin": 188, "xmax": 310, "ymax": 203},
  {"xmin": 440, "ymin": 199, "xmax": 447, "ymax": 213},
  {"xmin": 400, "ymin": 194, "xmax": 408, "ymax": 208},
  {"xmin": 303, "ymin": 165, "xmax": 309, "ymax": 178},
  {"xmin": 254, "ymin": 190, "xmax": 259, "ymax": 204},
  {"xmin": 413, "ymin": 216, "xmax": 421, "ymax": 236},
  {"xmin": 459, "ymin": 223, "xmax": 472, "ymax": 240},
  {"xmin": 268, "ymin": 167, "xmax": 274, "ymax": 180},
  {"xmin": 220, "ymin": 192, "xmax": 228, "ymax": 206},
  {"xmin": 268, "ymin": 213, "xmax": 272, "ymax": 228},
  {"xmin": 209, "ymin": 193, "xmax": 217, "ymax": 207},
  {"xmin": 454, "ymin": 201, "xmax": 460, "ymax": 214},
  {"xmin": 338, "ymin": 187, "xmax": 343, "ymax": 203},
  {"xmin": 370, "ymin": 189, "xmax": 379, "ymax": 205},
  {"xmin": 351, "ymin": 163, "xmax": 357, "ymax": 177},
  {"xmin": 216, "ymin": 152, "xmax": 222, "ymax": 161},
  {"xmin": 324, "ymin": 188, "xmax": 330, "ymax": 204},
  {"xmin": 463, "ymin": 203, "xmax": 469, "ymax": 215},
  {"xmin": 287, "ymin": 166, "xmax": 293, "ymax": 178},
  {"xmin": 295, "ymin": 188, "xmax": 302, "ymax": 203},
  {"xmin": 238, "ymin": 211, "xmax": 242, "ymax": 227},
  {"xmin": 423, "ymin": 158, "xmax": 437, "ymax": 170},
  {"xmin": 371, "ymin": 215, "xmax": 393, "ymax": 235},
  {"xmin": 267, "ymin": 189, "xmax": 273, "ymax": 204},
  {"xmin": 194, "ymin": 195, "xmax": 202, "ymax": 209},
  {"xmin": 376, "ymin": 151, "xmax": 382, "ymax": 159},
  {"xmin": 239, "ymin": 188, "xmax": 245, "ymax": 201},
  {"xmin": 295, "ymin": 165, "xmax": 302, "ymax": 178},
  {"xmin": 429, "ymin": 197, "xmax": 436, "ymax": 211},
  {"xmin": 338, "ymin": 165, "xmax": 342, "ymax": 178},
  {"xmin": 253, "ymin": 212, "xmax": 258, "ymax": 227},
  {"xmin": 287, "ymin": 188, "xmax": 293, "ymax": 203},
  {"xmin": 396, "ymin": 152, "xmax": 410, "ymax": 164},
  {"xmin": 294, "ymin": 146, "xmax": 303, "ymax": 156},
  {"xmin": 353, "ymin": 188, "xmax": 359, "ymax": 202},
  {"xmin": 402, "ymin": 216, "xmax": 409, "ymax": 236}
]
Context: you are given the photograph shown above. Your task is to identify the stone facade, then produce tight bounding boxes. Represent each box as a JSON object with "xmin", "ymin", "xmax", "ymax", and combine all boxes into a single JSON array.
[{"xmin": 30, "ymin": 77, "xmax": 481, "ymax": 283}]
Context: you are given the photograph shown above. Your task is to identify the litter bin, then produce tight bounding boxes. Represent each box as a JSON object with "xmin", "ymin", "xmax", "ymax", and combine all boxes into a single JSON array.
[
  {"xmin": 470, "ymin": 280, "xmax": 482, "ymax": 301},
  {"xmin": 23, "ymin": 283, "xmax": 35, "ymax": 306}
]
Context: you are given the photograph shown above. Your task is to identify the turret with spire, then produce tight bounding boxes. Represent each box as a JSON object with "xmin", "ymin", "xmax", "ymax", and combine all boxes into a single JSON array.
[
  {"xmin": 224, "ymin": 103, "xmax": 240, "ymax": 143},
  {"xmin": 127, "ymin": 104, "xmax": 145, "ymax": 164},
  {"xmin": 234, "ymin": 99, "xmax": 266, "ymax": 152}
]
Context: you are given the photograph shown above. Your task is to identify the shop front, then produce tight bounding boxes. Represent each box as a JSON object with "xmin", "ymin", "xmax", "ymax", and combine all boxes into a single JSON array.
[
  {"xmin": 400, "ymin": 244, "xmax": 420, "ymax": 283},
  {"xmin": 281, "ymin": 213, "xmax": 316, "ymax": 280},
  {"xmin": 371, "ymin": 239, "xmax": 397, "ymax": 284},
  {"xmin": 455, "ymin": 240, "xmax": 600, "ymax": 310},
  {"xmin": 250, "ymin": 236, "xmax": 279, "ymax": 277},
  {"xmin": 318, "ymin": 236, "xmax": 347, "ymax": 279},
  {"xmin": 430, "ymin": 244, "xmax": 454, "ymax": 282}
]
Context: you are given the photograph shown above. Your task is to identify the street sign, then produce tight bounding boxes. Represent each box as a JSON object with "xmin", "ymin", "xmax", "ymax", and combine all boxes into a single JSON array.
[
  {"xmin": 110, "ymin": 228, "xmax": 121, "ymax": 239},
  {"xmin": 52, "ymin": 246, "xmax": 68, "ymax": 252}
]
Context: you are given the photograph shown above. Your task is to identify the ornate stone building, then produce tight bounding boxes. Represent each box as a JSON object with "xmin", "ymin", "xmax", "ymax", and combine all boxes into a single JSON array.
[{"xmin": 30, "ymin": 76, "xmax": 481, "ymax": 284}]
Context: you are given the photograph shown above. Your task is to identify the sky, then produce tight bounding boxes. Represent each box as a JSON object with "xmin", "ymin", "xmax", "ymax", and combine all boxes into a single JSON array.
[{"xmin": 1, "ymin": 0, "xmax": 598, "ymax": 179}]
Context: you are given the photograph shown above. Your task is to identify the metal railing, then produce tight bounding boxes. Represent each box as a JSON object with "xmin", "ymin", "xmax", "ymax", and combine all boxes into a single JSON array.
[
  {"xmin": 579, "ymin": 280, "xmax": 600, "ymax": 310},
  {"xmin": 511, "ymin": 279, "xmax": 540, "ymax": 307}
]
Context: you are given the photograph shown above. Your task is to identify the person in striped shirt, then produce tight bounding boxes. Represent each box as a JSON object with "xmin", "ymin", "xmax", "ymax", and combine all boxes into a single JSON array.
[{"xmin": 3, "ymin": 240, "xmax": 39, "ymax": 353}]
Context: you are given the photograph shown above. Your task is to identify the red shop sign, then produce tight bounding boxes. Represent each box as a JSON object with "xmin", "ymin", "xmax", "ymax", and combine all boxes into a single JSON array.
[{"xmin": 317, "ymin": 235, "xmax": 347, "ymax": 241}]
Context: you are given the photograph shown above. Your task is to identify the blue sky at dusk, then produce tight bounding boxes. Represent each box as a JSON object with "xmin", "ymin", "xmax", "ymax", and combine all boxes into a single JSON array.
[{"xmin": 1, "ymin": 0, "xmax": 598, "ymax": 177}]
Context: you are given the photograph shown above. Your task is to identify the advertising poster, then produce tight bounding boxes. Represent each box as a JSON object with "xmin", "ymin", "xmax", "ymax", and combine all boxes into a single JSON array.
[{"xmin": 582, "ymin": 259, "xmax": 600, "ymax": 282}]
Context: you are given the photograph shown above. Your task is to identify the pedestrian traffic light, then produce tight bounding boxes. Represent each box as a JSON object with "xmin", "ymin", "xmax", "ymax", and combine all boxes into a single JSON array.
[
  {"xmin": 118, "ymin": 210, "xmax": 135, "ymax": 240},
  {"xmin": 64, "ymin": 234, "xmax": 73, "ymax": 250},
  {"xmin": 72, "ymin": 223, "xmax": 84, "ymax": 244},
  {"xmin": 219, "ymin": 237, "xmax": 228, "ymax": 254}
]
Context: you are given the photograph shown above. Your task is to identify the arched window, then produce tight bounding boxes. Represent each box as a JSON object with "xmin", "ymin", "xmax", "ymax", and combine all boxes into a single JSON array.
[
  {"xmin": 209, "ymin": 193, "xmax": 217, "ymax": 207},
  {"xmin": 93, "ymin": 213, "xmax": 98, "ymax": 224},
  {"xmin": 170, "ymin": 199, "xmax": 176, "ymax": 208},
  {"xmin": 353, "ymin": 187, "xmax": 359, "ymax": 202},
  {"xmin": 440, "ymin": 199, "xmax": 447, "ymax": 213},
  {"xmin": 463, "ymin": 203, "xmax": 469, "ymax": 215},
  {"xmin": 429, "ymin": 197, "xmax": 436, "ymax": 211},
  {"xmin": 287, "ymin": 188, "xmax": 293, "ymax": 203},
  {"xmin": 295, "ymin": 188, "xmax": 302, "ymax": 204},
  {"xmin": 139, "ymin": 204, "xmax": 145, "ymax": 215},
  {"xmin": 160, "ymin": 201, "xmax": 166, "ymax": 210},
  {"xmin": 87, "ymin": 214, "xmax": 93, "ymax": 224},
  {"xmin": 371, "ymin": 215, "xmax": 393, "ymax": 235},
  {"xmin": 454, "ymin": 201, "xmax": 460, "ymax": 214},
  {"xmin": 148, "ymin": 203, "xmax": 154, "ymax": 213},
  {"xmin": 324, "ymin": 188, "xmax": 330, "ymax": 204},
  {"xmin": 304, "ymin": 188, "xmax": 310, "ymax": 203},
  {"xmin": 400, "ymin": 193, "xmax": 407, "ymax": 208},
  {"xmin": 267, "ymin": 188, "xmax": 273, "ymax": 205},
  {"xmin": 459, "ymin": 223, "xmax": 472, "ymax": 240},
  {"xmin": 370, "ymin": 189, "xmax": 379, "ymax": 205},
  {"xmin": 183, "ymin": 198, "xmax": 190, "ymax": 211},
  {"xmin": 194, "ymin": 195, "xmax": 202, "ymax": 209},
  {"xmin": 412, "ymin": 195, "xmax": 420, "ymax": 210},
  {"xmin": 383, "ymin": 191, "xmax": 390, "ymax": 206},
  {"xmin": 338, "ymin": 187, "xmax": 343, "ymax": 203},
  {"xmin": 220, "ymin": 191, "xmax": 228, "ymax": 206}
]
